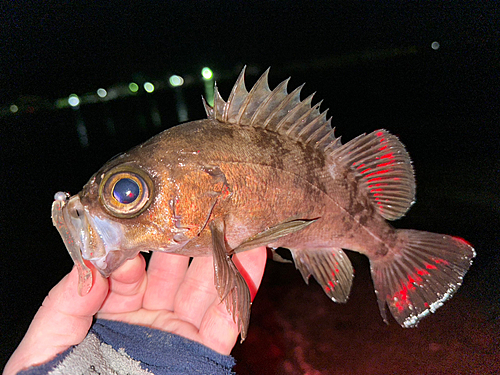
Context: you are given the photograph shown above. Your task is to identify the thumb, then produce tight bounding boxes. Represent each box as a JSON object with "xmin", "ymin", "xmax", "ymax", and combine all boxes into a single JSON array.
[{"xmin": 4, "ymin": 266, "xmax": 109, "ymax": 375}]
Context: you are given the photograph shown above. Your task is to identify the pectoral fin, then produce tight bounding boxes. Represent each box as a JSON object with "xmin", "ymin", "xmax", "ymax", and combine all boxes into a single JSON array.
[
  {"xmin": 290, "ymin": 248, "xmax": 354, "ymax": 303},
  {"xmin": 233, "ymin": 218, "xmax": 318, "ymax": 254},
  {"xmin": 209, "ymin": 218, "xmax": 252, "ymax": 342}
]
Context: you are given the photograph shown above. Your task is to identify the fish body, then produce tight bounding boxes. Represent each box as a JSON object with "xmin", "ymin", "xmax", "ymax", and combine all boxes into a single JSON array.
[{"xmin": 53, "ymin": 68, "xmax": 475, "ymax": 340}]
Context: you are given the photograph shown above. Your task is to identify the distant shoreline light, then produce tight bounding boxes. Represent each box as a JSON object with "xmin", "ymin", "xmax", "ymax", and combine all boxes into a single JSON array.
[
  {"xmin": 201, "ymin": 67, "xmax": 213, "ymax": 80},
  {"xmin": 1, "ymin": 48, "xmax": 423, "ymax": 115},
  {"xmin": 68, "ymin": 94, "xmax": 80, "ymax": 107},
  {"xmin": 169, "ymin": 75, "xmax": 184, "ymax": 87},
  {"xmin": 144, "ymin": 82, "xmax": 155, "ymax": 93},
  {"xmin": 129, "ymin": 82, "xmax": 139, "ymax": 93},
  {"xmin": 97, "ymin": 88, "xmax": 107, "ymax": 98}
]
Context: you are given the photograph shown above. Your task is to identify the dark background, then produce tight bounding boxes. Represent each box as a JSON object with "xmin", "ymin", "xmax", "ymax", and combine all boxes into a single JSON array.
[{"xmin": 1, "ymin": 1, "xmax": 499, "ymax": 373}]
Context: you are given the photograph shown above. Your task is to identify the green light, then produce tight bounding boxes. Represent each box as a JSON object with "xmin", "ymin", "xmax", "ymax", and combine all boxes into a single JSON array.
[
  {"xmin": 10, "ymin": 104, "xmax": 19, "ymax": 113},
  {"xmin": 129, "ymin": 82, "xmax": 139, "ymax": 93},
  {"xmin": 169, "ymin": 75, "xmax": 184, "ymax": 87},
  {"xmin": 97, "ymin": 88, "xmax": 107, "ymax": 98},
  {"xmin": 68, "ymin": 94, "xmax": 80, "ymax": 107},
  {"xmin": 56, "ymin": 98, "xmax": 68, "ymax": 109},
  {"xmin": 144, "ymin": 82, "xmax": 155, "ymax": 93},
  {"xmin": 201, "ymin": 67, "xmax": 213, "ymax": 80}
]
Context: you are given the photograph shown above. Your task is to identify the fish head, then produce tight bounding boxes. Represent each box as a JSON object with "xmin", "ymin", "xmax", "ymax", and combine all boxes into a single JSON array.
[{"xmin": 54, "ymin": 150, "xmax": 194, "ymax": 289}]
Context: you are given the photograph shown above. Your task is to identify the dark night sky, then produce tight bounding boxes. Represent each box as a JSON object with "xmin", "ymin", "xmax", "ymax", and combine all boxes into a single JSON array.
[
  {"xmin": 1, "ymin": 1, "xmax": 499, "ymax": 372},
  {"xmin": 1, "ymin": 1, "xmax": 497, "ymax": 101}
]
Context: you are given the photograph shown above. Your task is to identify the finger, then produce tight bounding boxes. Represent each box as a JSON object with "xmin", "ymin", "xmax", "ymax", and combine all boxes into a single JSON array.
[
  {"xmin": 233, "ymin": 246, "xmax": 268, "ymax": 301},
  {"xmin": 98, "ymin": 254, "xmax": 147, "ymax": 314},
  {"xmin": 4, "ymin": 266, "xmax": 109, "ymax": 375},
  {"xmin": 142, "ymin": 252, "xmax": 190, "ymax": 311},
  {"xmin": 172, "ymin": 256, "xmax": 218, "ymax": 328},
  {"xmin": 199, "ymin": 246, "xmax": 267, "ymax": 355}
]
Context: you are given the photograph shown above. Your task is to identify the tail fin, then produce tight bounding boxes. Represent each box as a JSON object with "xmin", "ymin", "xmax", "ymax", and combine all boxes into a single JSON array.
[{"xmin": 370, "ymin": 229, "xmax": 475, "ymax": 327}]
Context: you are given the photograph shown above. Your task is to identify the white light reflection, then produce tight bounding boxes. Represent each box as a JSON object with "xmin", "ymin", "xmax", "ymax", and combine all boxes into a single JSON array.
[
  {"xmin": 97, "ymin": 88, "xmax": 107, "ymax": 98},
  {"xmin": 144, "ymin": 82, "xmax": 155, "ymax": 93},
  {"xmin": 68, "ymin": 94, "xmax": 80, "ymax": 107},
  {"xmin": 169, "ymin": 75, "xmax": 184, "ymax": 87},
  {"xmin": 201, "ymin": 67, "xmax": 213, "ymax": 80}
]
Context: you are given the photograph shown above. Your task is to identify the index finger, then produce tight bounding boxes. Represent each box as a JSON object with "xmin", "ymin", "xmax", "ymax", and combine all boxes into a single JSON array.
[
  {"xmin": 98, "ymin": 254, "xmax": 147, "ymax": 314},
  {"xmin": 142, "ymin": 252, "xmax": 190, "ymax": 311},
  {"xmin": 4, "ymin": 266, "xmax": 109, "ymax": 375}
]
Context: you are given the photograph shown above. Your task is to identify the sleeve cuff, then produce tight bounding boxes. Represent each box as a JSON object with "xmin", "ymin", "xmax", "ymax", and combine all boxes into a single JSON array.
[{"xmin": 17, "ymin": 319, "xmax": 235, "ymax": 375}]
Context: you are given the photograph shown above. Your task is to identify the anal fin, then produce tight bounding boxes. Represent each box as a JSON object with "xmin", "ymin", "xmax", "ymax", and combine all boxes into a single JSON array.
[
  {"xmin": 209, "ymin": 219, "xmax": 252, "ymax": 342},
  {"xmin": 290, "ymin": 248, "xmax": 354, "ymax": 303}
]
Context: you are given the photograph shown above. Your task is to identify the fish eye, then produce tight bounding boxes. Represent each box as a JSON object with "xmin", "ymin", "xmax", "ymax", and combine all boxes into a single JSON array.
[
  {"xmin": 113, "ymin": 178, "xmax": 140, "ymax": 204},
  {"xmin": 99, "ymin": 167, "xmax": 153, "ymax": 218}
]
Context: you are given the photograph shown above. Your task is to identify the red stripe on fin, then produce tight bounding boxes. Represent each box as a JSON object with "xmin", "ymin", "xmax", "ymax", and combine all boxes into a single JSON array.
[
  {"xmin": 290, "ymin": 248, "xmax": 354, "ymax": 303},
  {"xmin": 328, "ymin": 129, "xmax": 415, "ymax": 220},
  {"xmin": 370, "ymin": 230, "xmax": 475, "ymax": 327}
]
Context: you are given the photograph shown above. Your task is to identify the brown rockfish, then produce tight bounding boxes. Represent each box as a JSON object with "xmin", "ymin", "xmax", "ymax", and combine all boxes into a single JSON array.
[{"xmin": 52, "ymin": 68, "xmax": 475, "ymax": 340}]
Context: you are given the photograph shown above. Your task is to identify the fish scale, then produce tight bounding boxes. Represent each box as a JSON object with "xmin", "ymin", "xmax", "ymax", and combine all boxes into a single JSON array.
[{"xmin": 52, "ymin": 67, "xmax": 475, "ymax": 341}]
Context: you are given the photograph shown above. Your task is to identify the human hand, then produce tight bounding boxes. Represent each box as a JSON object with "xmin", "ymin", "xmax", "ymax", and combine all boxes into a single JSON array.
[{"xmin": 4, "ymin": 247, "xmax": 267, "ymax": 375}]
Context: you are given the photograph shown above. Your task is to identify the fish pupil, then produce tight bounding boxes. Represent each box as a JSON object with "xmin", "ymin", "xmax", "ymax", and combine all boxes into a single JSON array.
[{"xmin": 113, "ymin": 178, "xmax": 140, "ymax": 204}]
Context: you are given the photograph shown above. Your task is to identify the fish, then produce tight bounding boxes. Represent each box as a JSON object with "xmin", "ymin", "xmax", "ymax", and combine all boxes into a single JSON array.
[{"xmin": 52, "ymin": 67, "xmax": 475, "ymax": 341}]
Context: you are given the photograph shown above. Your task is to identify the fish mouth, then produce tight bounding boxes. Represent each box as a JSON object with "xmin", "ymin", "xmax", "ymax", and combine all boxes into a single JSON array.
[{"xmin": 52, "ymin": 192, "xmax": 125, "ymax": 295}]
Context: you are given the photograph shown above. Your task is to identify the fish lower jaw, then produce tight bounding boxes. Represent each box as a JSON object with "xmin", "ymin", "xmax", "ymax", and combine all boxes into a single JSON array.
[
  {"xmin": 91, "ymin": 257, "xmax": 108, "ymax": 272},
  {"xmin": 81, "ymin": 246, "xmax": 111, "ymax": 274},
  {"xmin": 79, "ymin": 230, "xmax": 117, "ymax": 271},
  {"xmin": 90, "ymin": 246, "xmax": 143, "ymax": 278}
]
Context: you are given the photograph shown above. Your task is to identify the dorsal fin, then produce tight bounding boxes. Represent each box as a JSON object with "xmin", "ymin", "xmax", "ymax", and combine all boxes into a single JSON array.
[
  {"xmin": 328, "ymin": 129, "xmax": 416, "ymax": 220},
  {"xmin": 204, "ymin": 67, "xmax": 339, "ymax": 151}
]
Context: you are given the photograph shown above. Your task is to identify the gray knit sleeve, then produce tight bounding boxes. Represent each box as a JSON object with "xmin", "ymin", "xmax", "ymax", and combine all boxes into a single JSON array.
[{"xmin": 17, "ymin": 319, "xmax": 236, "ymax": 375}]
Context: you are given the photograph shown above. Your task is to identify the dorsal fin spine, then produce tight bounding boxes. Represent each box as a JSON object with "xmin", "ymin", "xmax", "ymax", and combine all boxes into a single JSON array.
[
  {"xmin": 269, "ymin": 84, "xmax": 305, "ymax": 131},
  {"xmin": 236, "ymin": 68, "xmax": 271, "ymax": 124},
  {"xmin": 306, "ymin": 117, "xmax": 331, "ymax": 146},
  {"xmin": 203, "ymin": 96, "xmax": 213, "ymax": 118},
  {"xmin": 317, "ymin": 126, "xmax": 337, "ymax": 150},
  {"xmin": 286, "ymin": 94, "xmax": 320, "ymax": 139},
  {"xmin": 302, "ymin": 110, "xmax": 327, "ymax": 142},
  {"xmin": 296, "ymin": 100, "xmax": 324, "ymax": 138},
  {"xmin": 207, "ymin": 68, "xmax": 339, "ymax": 152},
  {"xmin": 279, "ymin": 92, "xmax": 315, "ymax": 136},
  {"xmin": 225, "ymin": 69, "xmax": 248, "ymax": 123},
  {"xmin": 213, "ymin": 85, "xmax": 228, "ymax": 121},
  {"xmin": 250, "ymin": 78, "xmax": 290, "ymax": 128},
  {"xmin": 323, "ymin": 128, "xmax": 342, "ymax": 152}
]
